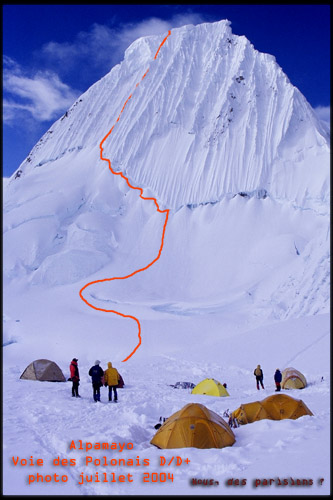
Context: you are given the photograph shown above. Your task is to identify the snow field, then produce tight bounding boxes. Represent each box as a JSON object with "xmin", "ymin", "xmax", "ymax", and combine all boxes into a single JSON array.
[{"xmin": 3, "ymin": 297, "xmax": 330, "ymax": 495}]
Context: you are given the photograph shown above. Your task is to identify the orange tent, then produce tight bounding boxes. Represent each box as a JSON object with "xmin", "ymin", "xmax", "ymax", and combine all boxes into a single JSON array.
[
  {"xmin": 151, "ymin": 403, "xmax": 235, "ymax": 449},
  {"xmin": 231, "ymin": 393, "xmax": 313, "ymax": 425}
]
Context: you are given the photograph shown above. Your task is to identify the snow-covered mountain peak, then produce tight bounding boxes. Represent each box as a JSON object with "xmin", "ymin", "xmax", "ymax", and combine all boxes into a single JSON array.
[
  {"xmin": 10, "ymin": 20, "xmax": 329, "ymax": 213},
  {"xmin": 3, "ymin": 20, "xmax": 329, "ymax": 318}
]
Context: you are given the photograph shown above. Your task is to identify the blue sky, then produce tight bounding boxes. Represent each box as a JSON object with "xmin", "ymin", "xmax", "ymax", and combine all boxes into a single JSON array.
[{"xmin": 3, "ymin": 4, "xmax": 330, "ymax": 178}]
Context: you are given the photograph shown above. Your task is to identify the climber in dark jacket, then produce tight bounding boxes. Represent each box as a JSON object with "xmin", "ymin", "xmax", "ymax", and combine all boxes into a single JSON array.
[
  {"xmin": 70, "ymin": 358, "xmax": 80, "ymax": 397},
  {"xmin": 274, "ymin": 369, "xmax": 282, "ymax": 392},
  {"xmin": 89, "ymin": 360, "xmax": 104, "ymax": 402},
  {"xmin": 254, "ymin": 365, "xmax": 264, "ymax": 390}
]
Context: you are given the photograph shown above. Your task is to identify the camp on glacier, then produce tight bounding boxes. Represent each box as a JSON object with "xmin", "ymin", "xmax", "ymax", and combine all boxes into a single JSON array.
[{"xmin": 3, "ymin": 19, "xmax": 330, "ymax": 496}]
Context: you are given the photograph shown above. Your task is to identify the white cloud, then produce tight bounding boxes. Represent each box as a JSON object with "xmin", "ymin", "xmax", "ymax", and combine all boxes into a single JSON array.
[
  {"xmin": 39, "ymin": 13, "xmax": 208, "ymax": 73},
  {"xmin": 3, "ymin": 14, "xmax": 208, "ymax": 130},
  {"xmin": 41, "ymin": 23, "xmax": 115, "ymax": 66},
  {"xmin": 119, "ymin": 13, "xmax": 206, "ymax": 43},
  {"xmin": 3, "ymin": 58, "xmax": 79, "ymax": 124},
  {"xmin": 314, "ymin": 105, "xmax": 330, "ymax": 127}
]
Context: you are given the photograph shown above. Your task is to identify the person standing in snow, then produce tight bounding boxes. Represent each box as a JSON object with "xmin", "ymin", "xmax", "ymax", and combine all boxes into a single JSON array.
[
  {"xmin": 274, "ymin": 369, "xmax": 282, "ymax": 392},
  {"xmin": 70, "ymin": 358, "xmax": 80, "ymax": 397},
  {"xmin": 254, "ymin": 364, "xmax": 264, "ymax": 390},
  {"xmin": 104, "ymin": 361, "xmax": 120, "ymax": 402},
  {"xmin": 89, "ymin": 360, "xmax": 104, "ymax": 402}
]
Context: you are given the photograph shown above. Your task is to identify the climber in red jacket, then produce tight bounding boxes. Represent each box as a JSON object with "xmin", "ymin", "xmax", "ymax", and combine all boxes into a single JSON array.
[{"xmin": 70, "ymin": 358, "xmax": 80, "ymax": 397}]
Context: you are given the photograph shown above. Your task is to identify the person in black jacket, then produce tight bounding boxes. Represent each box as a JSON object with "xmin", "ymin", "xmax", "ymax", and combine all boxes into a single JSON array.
[
  {"xmin": 89, "ymin": 360, "xmax": 104, "ymax": 402},
  {"xmin": 274, "ymin": 369, "xmax": 282, "ymax": 392},
  {"xmin": 254, "ymin": 364, "xmax": 264, "ymax": 390}
]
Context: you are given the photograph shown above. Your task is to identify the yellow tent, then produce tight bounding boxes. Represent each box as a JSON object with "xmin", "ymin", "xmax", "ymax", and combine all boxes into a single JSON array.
[
  {"xmin": 191, "ymin": 378, "xmax": 229, "ymax": 397},
  {"xmin": 281, "ymin": 367, "xmax": 307, "ymax": 389},
  {"xmin": 231, "ymin": 401, "xmax": 270, "ymax": 425},
  {"xmin": 231, "ymin": 394, "xmax": 313, "ymax": 425},
  {"xmin": 151, "ymin": 403, "xmax": 235, "ymax": 449}
]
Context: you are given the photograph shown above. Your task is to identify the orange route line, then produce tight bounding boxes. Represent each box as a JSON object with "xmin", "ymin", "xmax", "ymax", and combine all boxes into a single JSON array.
[{"xmin": 79, "ymin": 30, "xmax": 171, "ymax": 362}]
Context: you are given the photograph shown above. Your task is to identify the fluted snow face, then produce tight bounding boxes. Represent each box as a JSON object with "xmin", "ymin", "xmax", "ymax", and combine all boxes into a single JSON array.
[
  {"xmin": 16, "ymin": 21, "xmax": 329, "ymax": 211},
  {"xmin": 3, "ymin": 20, "xmax": 330, "ymax": 318}
]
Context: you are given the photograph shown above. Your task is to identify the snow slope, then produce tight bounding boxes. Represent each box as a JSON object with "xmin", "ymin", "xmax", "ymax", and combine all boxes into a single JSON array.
[{"xmin": 2, "ymin": 20, "xmax": 330, "ymax": 495}]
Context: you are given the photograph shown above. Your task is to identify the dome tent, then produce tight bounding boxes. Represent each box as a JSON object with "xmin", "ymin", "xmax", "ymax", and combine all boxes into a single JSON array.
[
  {"xmin": 191, "ymin": 378, "xmax": 229, "ymax": 397},
  {"xmin": 151, "ymin": 403, "xmax": 235, "ymax": 449},
  {"xmin": 231, "ymin": 401, "xmax": 270, "ymax": 425},
  {"xmin": 231, "ymin": 393, "xmax": 313, "ymax": 425},
  {"xmin": 281, "ymin": 367, "xmax": 307, "ymax": 389},
  {"xmin": 20, "ymin": 359, "xmax": 66, "ymax": 382}
]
